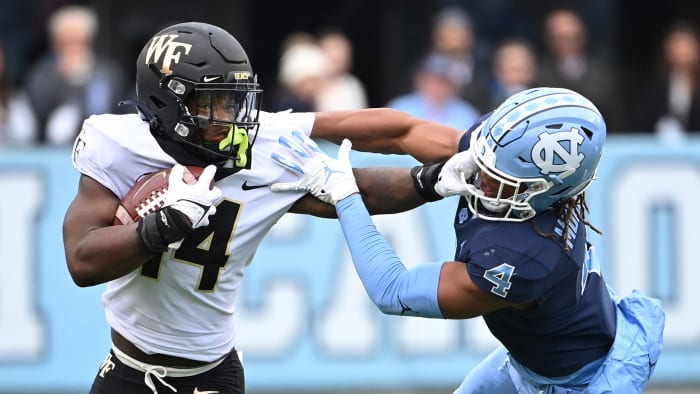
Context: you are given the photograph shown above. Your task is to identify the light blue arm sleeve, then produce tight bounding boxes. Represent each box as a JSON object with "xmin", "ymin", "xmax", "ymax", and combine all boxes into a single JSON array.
[{"xmin": 336, "ymin": 194, "xmax": 445, "ymax": 318}]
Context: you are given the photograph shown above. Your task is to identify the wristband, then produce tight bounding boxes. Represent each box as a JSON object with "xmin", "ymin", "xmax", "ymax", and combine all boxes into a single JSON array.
[
  {"xmin": 410, "ymin": 162, "xmax": 445, "ymax": 202},
  {"xmin": 136, "ymin": 207, "xmax": 193, "ymax": 253}
]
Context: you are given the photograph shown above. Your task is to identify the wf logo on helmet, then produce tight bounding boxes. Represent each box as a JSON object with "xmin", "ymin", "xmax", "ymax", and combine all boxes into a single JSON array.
[{"xmin": 145, "ymin": 34, "xmax": 192, "ymax": 75}]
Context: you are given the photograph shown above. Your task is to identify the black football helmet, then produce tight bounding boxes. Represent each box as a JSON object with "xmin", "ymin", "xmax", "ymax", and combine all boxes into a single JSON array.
[{"xmin": 134, "ymin": 22, "xmax": 263, "ymax": 168}]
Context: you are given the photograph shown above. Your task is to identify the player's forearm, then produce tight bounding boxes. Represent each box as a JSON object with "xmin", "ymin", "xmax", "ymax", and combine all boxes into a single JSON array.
[
  {"xmin": 311, "ymin": 108, "xmax": 462, "ymax": 163},
  {"xmin": 354, "ymin": 167, "xmax": 427, "ymax": 214},
  {"xmin": 64, "ymin": 223, "xmax": 154, "ymax": 287},
  {"xmin": 336, "ymin": 194, "xmax": 444, "ymax": 318},
  {"xmin": 311, "ymin": 108, "xmax": 409, "ymax": 147}
]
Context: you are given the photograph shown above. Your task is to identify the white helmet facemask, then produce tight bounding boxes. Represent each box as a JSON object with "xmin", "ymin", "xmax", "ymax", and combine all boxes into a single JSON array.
[{"xmin": 462, "ymin": 131, "xmax": 552, "ymax": 222}]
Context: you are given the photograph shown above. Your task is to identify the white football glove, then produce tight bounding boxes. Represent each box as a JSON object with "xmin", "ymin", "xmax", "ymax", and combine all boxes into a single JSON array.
[
  {"xmin": 164, "ymin": 164, "xmax": 222, "ymax": 229},
  {"xmin": 434, "ymin": 148, "xmax": 478, "ymax": 197},
  {"xmin": 270, "ymin": 130, "xmax": 359, "ymax": 205}
]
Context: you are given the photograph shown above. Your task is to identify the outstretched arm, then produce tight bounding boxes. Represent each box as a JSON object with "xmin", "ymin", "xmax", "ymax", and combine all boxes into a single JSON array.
[
  {"xmin": 288, "ymin": 152, "xmax": 478, "ymax": 218},
  {"xmin": 336, "ymin": 194, "xmax": 521, "ymax": 319},
  {"xmin": 310, "ymin": 108, "xmax": 464, "ymax": 163},
  {"xmin": 287, "ymin": 167, "xmax": 424, "ymax": 218},
  {"xmin": 270, "ymin": 132, "xmax": 519, "ymax": 318}
]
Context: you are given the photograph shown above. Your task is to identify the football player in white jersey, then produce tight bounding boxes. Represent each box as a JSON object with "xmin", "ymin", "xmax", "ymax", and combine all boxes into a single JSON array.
[{"xmin": 62, "ymin": 22, "xmax": 465, "ymax": 393}]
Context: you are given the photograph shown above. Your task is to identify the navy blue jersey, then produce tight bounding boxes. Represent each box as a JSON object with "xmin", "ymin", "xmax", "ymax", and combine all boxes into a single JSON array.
[{"xmin": 453, "ymin": 130, "xmax": 616, "ymax": 377}]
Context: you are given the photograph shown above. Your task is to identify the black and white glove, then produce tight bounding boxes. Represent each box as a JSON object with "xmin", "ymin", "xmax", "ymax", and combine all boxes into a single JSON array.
[
  {"xmin": 137, "ymin": 164, "xmax": 222, "ymax": 253},
  {"xmin": 164, "ymin": 164, "xmax": 221, "ymax": 228},
  {"xmin": 270, "ymin": 130, "xmax": 359, "ymax": 205},
  {"xmin": 410, "ymin": 149, "xmax": 477, "ymax": 201}
]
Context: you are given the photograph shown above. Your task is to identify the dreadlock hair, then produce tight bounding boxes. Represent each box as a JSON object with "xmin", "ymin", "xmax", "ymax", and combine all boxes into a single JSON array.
[{"xmin": 532, "ymin": 192, "xmax": 601, "ymax": 252}]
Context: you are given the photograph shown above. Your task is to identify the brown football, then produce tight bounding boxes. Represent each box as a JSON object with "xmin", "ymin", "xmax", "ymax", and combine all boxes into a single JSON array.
[{"xmin": 113, "ymin": 166, "xmax": 209, "ymax": 225}]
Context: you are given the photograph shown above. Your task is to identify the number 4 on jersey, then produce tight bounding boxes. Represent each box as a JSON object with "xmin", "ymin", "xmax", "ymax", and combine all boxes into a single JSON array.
[
  {"xmin": 483, "ymin": 263, "xmax": 515, "ymax": 297},
  {"xmin": 141, "ymin": 199, "xmax": 241, "ymax": 291}
]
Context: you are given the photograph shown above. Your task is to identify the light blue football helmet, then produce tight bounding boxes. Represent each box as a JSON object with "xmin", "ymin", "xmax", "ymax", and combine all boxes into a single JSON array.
[{"xmin": 464, "ymin": 87, "xmax": 606, "ymax": 221}]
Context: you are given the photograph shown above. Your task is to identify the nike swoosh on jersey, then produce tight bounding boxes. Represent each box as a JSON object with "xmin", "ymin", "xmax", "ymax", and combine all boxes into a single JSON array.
[{"xmin": 241, "ymin": 181, "xmax": 268, "ymax": 190}]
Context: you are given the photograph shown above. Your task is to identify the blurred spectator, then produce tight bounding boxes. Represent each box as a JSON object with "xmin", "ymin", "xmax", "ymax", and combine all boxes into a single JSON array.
[
  {"xmin": 0, "ymin": 41, "xmax": 37, "ymax": 146},
  {"xmin": 428, "ymin": 7, "xmax": 490, "ymax": 113},
  {"xmin": 316, "ymin": 29, "xmax": 368, "ymax": 111},
  {"xmin": 537, "ymin": 8, "xmax": 621, "ymax": 131},
  {"xmin": 277, "ymin": 31, "xmax": 316, "ymax": 57},
  {"xmin": 487, "ymin": 39, "xmax": 537, "ymax": 110},
  {"xmin": 631, "ymin": 21, "xmax": 700, "ymax": 141},
  {"xmin": 387, "ymin": 52, "xmax": 480, "ymax": 131},
  {"xmin": 25, "ymin": 5, "xmax": 127, "ymax": 145},
  {"xmin": 267, "ymin": 33, "xmax": 328, "ymax": 112}
]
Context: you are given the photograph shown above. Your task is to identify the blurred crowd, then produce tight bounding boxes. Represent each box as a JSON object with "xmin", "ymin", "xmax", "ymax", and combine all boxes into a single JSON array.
[
  {"xmin": 2, "ymin": 3, "xmax": 700, "ymax": 147},
  {"xmin": 0, "ymin": 5, "xmax": 127, "ymax": 146}
]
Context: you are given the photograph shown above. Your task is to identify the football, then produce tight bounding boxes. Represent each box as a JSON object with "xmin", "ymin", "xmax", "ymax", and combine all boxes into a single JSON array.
[{"xmin": 113, "ymin": 165, "xmax": 210, "ymax": 225}]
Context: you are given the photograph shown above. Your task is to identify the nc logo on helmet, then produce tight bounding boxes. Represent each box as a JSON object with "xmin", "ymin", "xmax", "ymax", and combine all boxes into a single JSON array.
[
  {"xmin": 145, "ymin": 34, "xmax": 193, "ymax": 75},
  {"xmin": 531, "ymin": 128, "xmax": 584, "ymax": 175}
]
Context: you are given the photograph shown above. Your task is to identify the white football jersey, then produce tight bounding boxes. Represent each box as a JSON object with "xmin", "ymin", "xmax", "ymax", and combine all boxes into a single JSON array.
[{"xmin": 72, "ymin": 110, "xmax": 315, "ymax": 361}]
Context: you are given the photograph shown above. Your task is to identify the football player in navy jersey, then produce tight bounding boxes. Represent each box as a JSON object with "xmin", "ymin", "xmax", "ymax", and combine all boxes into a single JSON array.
[
  {"xmin": 271, "ymin": 87, "xmax": 666, "ymax": 394},
  {"xmin": 62, "ymin": 22, "xmax": 466, "ymax": 394}
]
